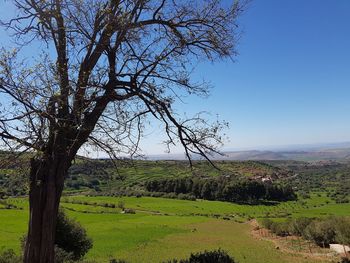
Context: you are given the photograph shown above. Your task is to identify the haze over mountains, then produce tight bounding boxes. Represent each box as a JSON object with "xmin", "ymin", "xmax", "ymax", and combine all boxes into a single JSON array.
[{"xmin": 148, "ymin": 142, "xmax": 350, "ymax": 161}]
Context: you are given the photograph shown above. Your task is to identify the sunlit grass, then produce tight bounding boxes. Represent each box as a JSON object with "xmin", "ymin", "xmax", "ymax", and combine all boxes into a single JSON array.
[{"xmin": 0, "ymin": 193, "xmax": 347, "ymax": 262}]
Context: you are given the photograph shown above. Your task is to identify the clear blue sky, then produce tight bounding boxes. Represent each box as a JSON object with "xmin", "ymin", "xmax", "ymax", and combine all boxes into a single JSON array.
[
  {"xmin": 1, "ymin": 0, "xmax": 350, "ymax": 155},
  {"xmin": 142, "ymin": 0, "xmax": 350, "ymax": 153},
  {"xmin": 195, "ymin": 0, "xmax": 350, "ymax": 151}
]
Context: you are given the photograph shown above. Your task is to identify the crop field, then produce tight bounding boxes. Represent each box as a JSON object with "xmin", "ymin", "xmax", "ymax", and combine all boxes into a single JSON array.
[
  {"xmin": 1, "ymin": 194, "xmax": 349, "ymax": 262},
  {"xmin": 61, "ymin": 193, "xmax": 350, "ymax": 218}
]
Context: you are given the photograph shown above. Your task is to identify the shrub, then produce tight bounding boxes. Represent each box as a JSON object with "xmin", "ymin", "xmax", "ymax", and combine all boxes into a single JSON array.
[
  {"xmin": 289, "ymin": 217, "xmax": 312, "ymax": 236},
  {"xmin": 261, "ymin": 219, "xmax": 290, "ymax": 237},
  {"xmin": 90, "ymin": 179, "xmax": 100, "ymax": 186},
  {"xmin": 164, "ymin": 249, "xmax": 236, "ymax": 263},
  {"xmin": 177, "ymin": 193, "xmax": 196, "ymax": 201},
  {"xmin": 261, "ymin": 218, "xmax": 274, "ymax": 229},
  {"xmin": 334, "ymin": 217, "xmax": 350, "ymax": 245},
  {"xmin": 54, "ymin": 246, "xmax": 74, "ymax": 263},
  {"xmin": 55, "ymin": 209, "xmax": 93, "ymax": 260},
  {"xmin": 21, "ymin": 210, "xmax": 93, "ymax": 261},
  {"xmin": 0, "ymin": 249, "xmax": 21, "ymax": 263},
  {"xmin": 110, "ymin": 259, "xmax": 129, "ymax": 263},
  {"xmin": 303, "ymin": 219, "xmax": 336, "ymax": 247},
  {"xmin": 270, "ymin": 222, "xmax": 290, "ymax": 237}
]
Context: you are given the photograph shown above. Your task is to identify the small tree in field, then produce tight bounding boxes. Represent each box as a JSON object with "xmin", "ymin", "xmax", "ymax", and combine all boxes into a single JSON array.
[
  {"xmin": 21, "ymin": 209, "xmax": 92, "ymax": 262},
  {"xmin": 55, "ymin": 209, "xmax": 92, "ymax": 261},
  {"xmin": 0, "ymin": 0, "xmax": 244, "ymax": 262}
]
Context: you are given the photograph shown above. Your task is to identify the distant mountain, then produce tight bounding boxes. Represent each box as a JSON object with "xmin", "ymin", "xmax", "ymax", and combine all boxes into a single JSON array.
[
  {"xmin": 224, "ymin": 141, "xmax": 350, "ymax": 152},
  {"xmin": 147, "ymin": 142, "xmax": 350, "ymax": 161},
  {"xmin": 219, "ymin": 148, "xmax": 350, "ymax": 161}
]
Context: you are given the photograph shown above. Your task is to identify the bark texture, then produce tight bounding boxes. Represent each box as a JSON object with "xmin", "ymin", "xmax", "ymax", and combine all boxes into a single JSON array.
[{"xmin": 24, "ymin": 157, "xmax": 69, "ymax": 263}]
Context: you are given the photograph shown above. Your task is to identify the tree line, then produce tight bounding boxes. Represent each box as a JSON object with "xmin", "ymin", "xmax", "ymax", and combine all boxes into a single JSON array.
[{"xmin": 145, "ymin": 177, "xmax": 296, "ymax": 204}]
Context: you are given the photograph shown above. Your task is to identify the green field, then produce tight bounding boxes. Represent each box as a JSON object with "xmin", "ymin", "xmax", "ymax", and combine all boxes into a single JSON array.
[
  {"xmin": 1, "ymin": 194, "xmax": 348, "ymax": 262},
  {"xmin": 1, "ymin": 159, "xmax": 349, "ymax": 262}
]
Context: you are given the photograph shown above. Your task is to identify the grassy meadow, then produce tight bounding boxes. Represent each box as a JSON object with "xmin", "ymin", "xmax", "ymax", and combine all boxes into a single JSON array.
[
  {"xmin": 1, "ymin": 193, "xmax": 348, "ymax": 262},
  {"xmin": 1, "ymin": 159, "xmax": 349, "ymax": 262}
]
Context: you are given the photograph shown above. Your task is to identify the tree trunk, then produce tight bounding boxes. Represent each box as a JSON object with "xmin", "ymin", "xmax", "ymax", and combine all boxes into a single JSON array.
[{"xmin": 24, "ymin": 156, "xmax": 68, "ymax": 263}]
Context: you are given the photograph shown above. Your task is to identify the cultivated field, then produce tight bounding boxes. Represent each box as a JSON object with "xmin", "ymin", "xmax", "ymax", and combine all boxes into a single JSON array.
[{"xmin": 1, "ymin": 194, "xmax": 348, "ymax": 262}]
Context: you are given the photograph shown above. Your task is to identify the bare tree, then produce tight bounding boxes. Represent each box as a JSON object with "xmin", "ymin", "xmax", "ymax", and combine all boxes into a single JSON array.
[{"xmin": 0, "ymin": 0, "xmax": 243, "ymax": 262}]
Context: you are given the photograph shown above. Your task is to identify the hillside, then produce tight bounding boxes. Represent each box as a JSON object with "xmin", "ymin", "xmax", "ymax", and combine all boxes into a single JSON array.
[{"xmin": 0, "ymin": 156, "xmax": 293, "ymax": 197}]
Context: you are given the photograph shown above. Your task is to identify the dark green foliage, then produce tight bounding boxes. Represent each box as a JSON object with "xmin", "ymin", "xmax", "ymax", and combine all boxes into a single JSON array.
[
  {"xmin": 186, "ymin": 249, "xmax": 235, "ymax": 263},
  {"xmin": 109, "ymin": 260, "xmax": 128, "ymax": 263},
  {"xmin": 2, "ymin": 154, "xmax": 350, "ymax": 201},
  {"xmin": 304, "ymin": 220, "xmax": 336, "ymax": 247},
  {"xmin": 268, "ymin": 160, "xmax": 350, "ymax": 203},
  {"xmin": 0, "ymin": 153, "xmax": 29, "ymax": 197},
  {"xmin": 55, "ymin": 210, "xmax": 93, "ymax": 260},
  {"xmin": 20, "ymin": 210, "xmax": 93, "ymax": 261},
  {"xmin": 0, "ymin": 157, "xmax": 295, "ymax": 197},
  {"xmin": 289, "ymin": 217, "xmax": 313, "ymax": 236},
  {"xmin": 164, "ymin": 249, "xmax": 236, "ymax": 263},
  {"xmin": 334, "ymin": 217, "xmax": 350, "ymax": 245},
  {"xmin": 0, "ymin": 171, "xmax": 27, "ymax": 197},
  {"xmin": 145, "ymin": 177, "xmax": 296, "ymax": 203},
  {"xmin": 54, "ymin": 247, "xmax": 74, "ymax": 263},
  {"xmin": 261, "ymin": 218, "xmax": 275, "ymax": 230},
  {"xmin": 0, "ymin": 249, "xmax": 21, "ymax": 263},
  {"xmin": 261, "ymin": 219, "xmax": 290, "ymax": 237}
]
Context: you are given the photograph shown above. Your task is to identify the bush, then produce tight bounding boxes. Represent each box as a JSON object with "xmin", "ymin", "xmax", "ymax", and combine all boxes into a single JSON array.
[
  {"xmin": 303, "ymin": 219, "xmax": 336, "ymax": 247},
  {"xmin": 261, "ymin": 218, "xmax": 274, "ymax": 229},
  {"xmin": 177, "ymin": 193, "xmax": 196, "ymax": 201},
  {"xmin": 0, "ymin": 249, "xmax": 21, "ymax": 263},
  {"xmin": 261, "ymin": 219, "xmax": 289, "ymax": 236},
  {"xmin": 90, "ymin": 179, "xmax": 100, "ymax": 186},
  {"xmin": 289, "ymin": 217, "xmax": 312, "ymax": 236},
  {"xmin": 270, "ymin": 222, "xmax": 290, "ymax": 237},
  {"xmin": 110, "ymin": 260, "xmax": 129, "ymax": 263},
  {"xmin": 22, "ymin": 209, "xmax": 93, "ymax": 261},
  {"xmin": 55, "ymin": 209, "xmax": 93, "ymax": 260},
  {"xmin": 164, "ymin": 249, "xmax": 236, "ymax": 263},
  {"xmin": 54, "ymin": 246, "xmax": 74, "ymax": 263}
]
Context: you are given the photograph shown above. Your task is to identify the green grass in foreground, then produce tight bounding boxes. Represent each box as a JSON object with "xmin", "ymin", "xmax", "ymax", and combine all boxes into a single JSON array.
[{"xmin": 1, "ymin": 194, "xmax": 348, "ymax": 262}]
